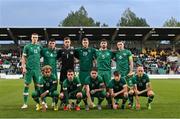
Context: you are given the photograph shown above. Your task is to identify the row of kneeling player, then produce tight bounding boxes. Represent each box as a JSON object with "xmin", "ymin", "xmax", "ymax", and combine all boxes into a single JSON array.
[{"xmin": 31, "ymin": 65, "xmax": 154, "ymax": 111}]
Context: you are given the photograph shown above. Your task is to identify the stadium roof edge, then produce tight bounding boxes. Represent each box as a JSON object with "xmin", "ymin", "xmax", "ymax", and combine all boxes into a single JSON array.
[
  {"xmin": 0, "ymin": 27, "xmax": 179, "ymax": 41},
  {"xmin": 1, "ymin": 26, "xmax": 180, "ymax": 29}
]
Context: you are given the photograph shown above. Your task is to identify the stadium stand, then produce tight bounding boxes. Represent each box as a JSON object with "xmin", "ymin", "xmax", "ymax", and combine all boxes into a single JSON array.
[{"xmin": 0, "ymin": 27, "xmax": 179, "ymax": 77}]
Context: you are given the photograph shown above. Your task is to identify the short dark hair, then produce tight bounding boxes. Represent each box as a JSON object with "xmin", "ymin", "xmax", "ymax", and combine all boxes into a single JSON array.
[
  {"xmin": 82, "ymin": 38, "xmax": 89, "ymax": 41},
  {"xmin": 100, "ymin": 38, "xmax": 107, "ymax": 43},
  {"xmin": 64, "ymin": 37, "xmax": 71, "ymax": 41},
  {"xmin": 67, "ymin": 69, "xmax": 74, "ymax": 73},
  {"xmin": 113, "ymin": 71, "xmax": 120, "ymax": 76},
  {"xmin": 31, "ymin": 33, "xmax": 38, "ymax": 36},
  {"xmin": 48, "ymin": 38, "xmax": 55, "ymax": 42},
  {"xmin": 91, "ymin": 67, "xmax": 98, "ymax": 72}
]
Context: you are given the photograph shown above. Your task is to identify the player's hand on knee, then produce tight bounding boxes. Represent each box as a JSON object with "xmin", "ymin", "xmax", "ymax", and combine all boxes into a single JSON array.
[
  {"xmin": 59, "ymin": 92, "xmax": 64, "ymax": 99},
  {"xmin": 106, "ymin": 92, "xmax": 110, "ymax": 97},
  {"xmin": 135, "ymin": 90, "xmax": 140, "ymax": 95},
  {"xmin": 129, "ymin": 89, "xmax": 134, "ymax": 95},
  {"xmin": 111, "ymin": 93, "xmax": 116, "ymax": 97},
  {"xmin": 147, "ymin": 90, "xmax": 154, "ymax": 96},
  {"xmin": 76, "ymin": 92, "xmax": 82, "ymax": 98}
]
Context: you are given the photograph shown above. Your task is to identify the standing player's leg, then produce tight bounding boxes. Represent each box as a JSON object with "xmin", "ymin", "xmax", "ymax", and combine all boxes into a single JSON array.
[
  {"xmin": 79, "ymin": 71, "xmax": 89, "ymax": 85},
  {"xmin": 103, "ymin": 71, "xmax": 112, "ymax": 108},
  {"xmin": 59, "ymin": 70, "xmax": 67, "ymax": 108},
  {"xmin": 121, "ymin": 92, "xmax": 128, "ymax": 109},
  {"xmin": 82, "ymin": 89, "xmax": 89, "ymax": 111},
  {"xmin": 128, "ymin": 88, "xmax": 135, "ymax": 108},
  {"xmin": 79, "ymin": 71, "xmax": 90, "ymax": 108},
  {"xmin": 21, "ymin": 70, "xmax": 33, "ymax": 109},
  {"xmin": 60, "ymin": 70, "xmax": 67, "ymax": 92}
]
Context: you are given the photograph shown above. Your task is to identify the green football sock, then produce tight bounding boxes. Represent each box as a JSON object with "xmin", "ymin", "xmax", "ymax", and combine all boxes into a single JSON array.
[{"xmin": 23, "ymin": 87, "xmax": 29, "ymax": 104}]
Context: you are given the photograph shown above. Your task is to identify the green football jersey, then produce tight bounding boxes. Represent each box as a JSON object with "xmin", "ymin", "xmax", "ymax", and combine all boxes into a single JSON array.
[
  {"xmin": 95, "ymin": 49, "xmax": 113, "ymax": 71},
  {"xmin": 114, "ymin": 49, "xmax": 132, "ymax": 76},
  {"xmin": 134, "ymin": 73, "xmax": 150, "ymax": 90},
  {"xmin": 40, "ymin": 74, "xmax": 57, "ymax": 92},
  {"xmin": 63, "ymin": 77, "xmax": 82, "ymax": 93},
  {"xmin": 23, "ymin": 43, "xmax": 42, "ymax": 70},
  {"xmin": 75, "ymin": 47, "xmax": 96, "ymax": 71},
  {"xmin": 84, "ymin": 75, "xmax": 104, "ymax": 90},
  {"xmin": 41, "ymin": 48, "xmax": 57, "ymax": 73},
  {"xmin": 108, "ymin": 77, "xmax": 126, "ymax": 93}
]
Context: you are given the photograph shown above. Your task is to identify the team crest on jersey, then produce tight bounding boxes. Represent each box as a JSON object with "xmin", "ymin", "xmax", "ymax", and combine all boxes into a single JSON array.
[
  {"xmin": 139, "ymin": 83, "xmax": 143, "ymax": 87},
  {"xmin": 118, "ymin": 55, "xmax": 122, "ymax": 59},
  {"xmin": 70, "ymin": 51, "xmax": 74, "ymax": 54},
  {"xmin": 50, "ymin": 53, "xmax": 53, "ymax": 57},
  {"xmin": 34, "ymin": 49, "xmax": 38, "ymax": 53},
  {"xmin": 142, "ymin": 79, "xmax": 146, "ymax": 83},
  {"xmin": 102, "ymin": 54, "xmax": 105, "ymax": 59},
  {"xmin": 45, "ymin": 82, "xmax": 50, "ymax": 87},
  {"xmin": 83, "ymin": 51, "xmax": 88, "ymax": 56}
]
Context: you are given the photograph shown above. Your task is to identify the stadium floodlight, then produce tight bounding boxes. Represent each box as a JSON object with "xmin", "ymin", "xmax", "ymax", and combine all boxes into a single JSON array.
[
  {"xmin": 168, "ymin": 34, "xmax": 175, "ymax": 37},
  {"xmin": 152, "ymin": 34, "xmax": 159, "ymax": 36},
  {"xmin": 85, "ymin": 34, "xmax": 93, "ymax": 37},
  {"xmin": 18, "ymin": 35, "xmax": 27, "ymax": 38},
  {"xmin": 51, "ymin": 34, "xmax": 59, "ymax": 37},
  {"xmin": 0, "ymin": 34, "xmax": 8, "ymax": 37},
  {"xmin": 135, "ymin": 34, "xmax": 143, "ymax": 36},
  {"xmin": 101, "ymin": 34, "xmax": 109, "ymax": 36},
  {"xmin": 118, "ymin": 34, "xmax": 126, "ymax": 36},
  {"xmin": 68, "ymin": 34, "xmax": 76, "ymax": 37}
]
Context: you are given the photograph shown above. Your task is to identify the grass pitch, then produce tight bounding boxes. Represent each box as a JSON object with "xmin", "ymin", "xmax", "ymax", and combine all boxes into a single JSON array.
[{"xmin": 0, "ymin": 79, "xmax": 180, "ymax": 118}]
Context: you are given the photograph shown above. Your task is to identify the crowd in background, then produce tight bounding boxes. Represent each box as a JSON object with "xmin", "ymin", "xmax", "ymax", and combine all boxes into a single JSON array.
[{"xmin": 0, "ymin": 47, "xmax": 179, "ymax": 75}]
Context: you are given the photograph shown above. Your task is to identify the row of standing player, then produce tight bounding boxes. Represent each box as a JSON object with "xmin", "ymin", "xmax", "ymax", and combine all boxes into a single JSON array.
[{"xmin": 21, "ymin": 33, "xmax": 154, "ymax": 110}]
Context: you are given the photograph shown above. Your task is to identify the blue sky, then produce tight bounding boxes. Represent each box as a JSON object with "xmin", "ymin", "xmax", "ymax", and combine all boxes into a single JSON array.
[{"xmin": 0, "ymin": 0, "xmax": 180, "ymax": 27}]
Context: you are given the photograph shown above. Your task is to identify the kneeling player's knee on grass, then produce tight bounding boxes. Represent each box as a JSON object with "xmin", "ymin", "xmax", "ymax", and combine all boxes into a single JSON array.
[
  {"xmin": 76, "ymin": 92, "xmax": 82, "ymax": 98},
  {"xmin": 59, "ymin": 93, "xmax": 64, "ymax": 99}
]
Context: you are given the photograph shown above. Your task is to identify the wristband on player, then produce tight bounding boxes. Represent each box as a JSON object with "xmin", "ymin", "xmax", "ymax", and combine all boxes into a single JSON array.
[{"xmin": 46, "ymin": 90, "xmax": 49, "ymax": 93}]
